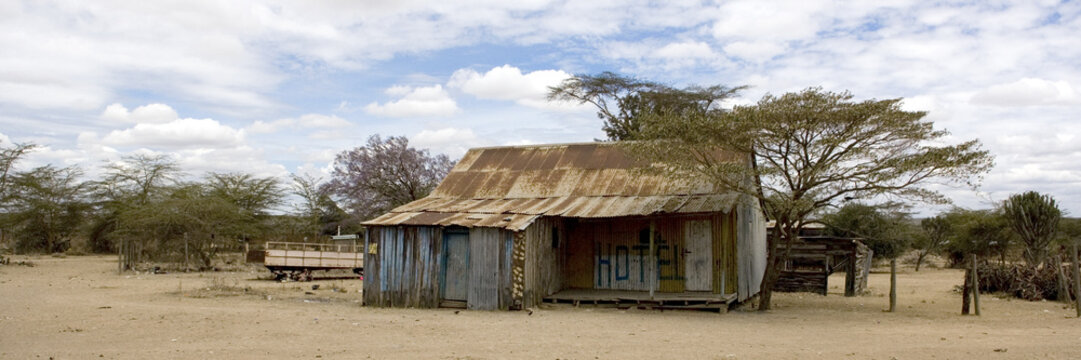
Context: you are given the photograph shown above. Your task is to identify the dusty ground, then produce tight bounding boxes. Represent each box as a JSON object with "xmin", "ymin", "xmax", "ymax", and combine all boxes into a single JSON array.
[{"xmin": 1, "ymin": 255, "xmax": 1079, "ymax": 360}]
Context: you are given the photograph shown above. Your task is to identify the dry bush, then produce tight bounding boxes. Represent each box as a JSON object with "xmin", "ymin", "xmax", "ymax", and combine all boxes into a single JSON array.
[{"xmin": 977, "ymin": 263, "xmax": 1073, "ymax": 301}]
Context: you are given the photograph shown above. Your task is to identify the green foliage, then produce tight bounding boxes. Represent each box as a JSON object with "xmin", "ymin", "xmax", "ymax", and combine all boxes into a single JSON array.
[
  {"xmin": 912, "ymin": 215, "xmax": 951, "ymax": 270},
  {"xmin": 0, "ymin": 142, "xmax": 38, "ymax": 200},
  {"xmin": 547, "ymin": 72, "xmax": 745, "ymax": 140},
  {"xmin": 2, "ymin": 165, "xmax": 91, "ymax": 253},
  {"xmin": 940, "ymin": 208, "xmax": 1013, "ymax": 266},
  {"xmin": 87, "ymin": 154, "xmax": 182, "ymax": 253},
  {"xmin": 1003, "ymin": 191, "xmax": 1061, "ymax": 266},
  {"xmin": 822, "ymin": 203, "xmax": 913, "ymax": 260},
  {"xmin": 290, "ymin": 174, "xmax": 358, "ymax": 238},
  {"xmin": 624, "ymin": 87, "xmax": 993, "ymax": 310},
  {"xmin": 1057, "ymin": 217, "xmax": 1081, "ymax": 247},
  {"xmin": 206, "ymin": 172, "xmax": 282, "ymax": 221}
]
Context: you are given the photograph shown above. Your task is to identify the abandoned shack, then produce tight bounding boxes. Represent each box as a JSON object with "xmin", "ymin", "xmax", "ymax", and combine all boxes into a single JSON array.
[{"xmin": 361, "ymin": 142, "xmax": 767, "ymax": 311}]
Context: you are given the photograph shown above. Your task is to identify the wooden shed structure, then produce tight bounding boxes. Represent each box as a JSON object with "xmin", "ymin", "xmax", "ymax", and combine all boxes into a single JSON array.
[{"xmin": 362, "ymin": 142, "xmax": 767, "ymax": 311}]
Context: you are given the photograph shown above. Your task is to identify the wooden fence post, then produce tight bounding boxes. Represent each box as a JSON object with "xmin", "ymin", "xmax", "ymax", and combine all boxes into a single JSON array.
[
  {"xmin": 1072, "ymin": 243, "xmax": 1080, "ymax": 318},
  {"xmin": 888, "ymin": 259, "xmax": 897, "ymax": 312},
  {"xmin": 962, "ymin": 261, "xmax": 971, "ymax": 315},
  {"xmin": 971, "ymin": 254, "xmax": 980, "ymax": 316}
]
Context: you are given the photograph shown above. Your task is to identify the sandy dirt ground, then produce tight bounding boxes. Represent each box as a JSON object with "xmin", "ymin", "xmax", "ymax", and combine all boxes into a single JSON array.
[{"xmin": 1, "ymin": 255, "xmax": 1079, "ymax": 360}]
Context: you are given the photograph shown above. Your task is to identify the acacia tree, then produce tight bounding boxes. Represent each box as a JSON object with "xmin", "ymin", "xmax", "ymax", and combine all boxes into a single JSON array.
[
  {"xmin": 325, "ymin": 135, "xmax": 455, "ymax": 221},
  {"xmin": 547, "ymin": 72, "xmax": 745, "ymax": 140},
  {"xmin": 291, "ymin": 174, "xmax": 355, "ymax": 238},
  {"xmin": 1003, "ymin": 191, "xmax": 1061, "ymax": 266},
  {"xmin": 88, "ymin": 154, "xmax": 181, "ymax": 252},
  {"xmin": 630, "ymin": 88, "xmax": 993, "ymax": 311},
  {"xmin": 914, "ymin": 215, "xmax": 951, "ymax": 271},
  {"xmin": 0, "ymin": 141, "xmax": 38, "ymax": 249},
  {"xmin": 3, "ymin": 165, "xmax": 91, "ymax": 253},
  {"xmin": 0, "ymin": 142, "xmax": 37, "ymax": 198}
]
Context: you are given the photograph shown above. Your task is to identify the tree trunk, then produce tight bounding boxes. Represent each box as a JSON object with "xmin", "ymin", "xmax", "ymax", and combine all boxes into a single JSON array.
[
  {"xmin": 757, "ymin": 221, "xmax": 790, "ymax": 312},
  {"xmin": 915, "ymin": 251, "xmax": 926, "ymax": 272},
  {"xmin": 757, "ymin": 249, "xmax": 778, "ymax": 311},
  {"xmin": 888, "ymin": 259, "xmax": 897, "ymax": 312}
]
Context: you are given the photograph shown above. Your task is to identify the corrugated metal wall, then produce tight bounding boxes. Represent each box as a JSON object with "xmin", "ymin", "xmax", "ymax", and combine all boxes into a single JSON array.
[
  {"xmin": 736, "ymin": 196, "xmax": 767, "ymax": 301},
  {"xmin": 520, "ymin": 217, "xmax": 563, "ymax": 308},
  {"xmin": 467, "ymin": 228, "xmax": 502, "ymax": 310},
  {"xmin": 712, "ymin": 211, "xmax": 739, "ymax": 295},
  {"xmin": 363, "ymin": 226, "xmax": 443, "ymax": 308},
  {"xmin": 363, "ymin": 225, "xmax": 517, "ymax": 310}
]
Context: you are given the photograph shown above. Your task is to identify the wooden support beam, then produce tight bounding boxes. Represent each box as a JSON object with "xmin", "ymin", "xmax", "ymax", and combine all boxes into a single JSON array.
[
  {"xmin": 845, "ymin": 249, "xmax": 857, "ymax": 297},
  {"xmin": 971, "ymin": 254, "xmax": 980, "ymax": 316}
]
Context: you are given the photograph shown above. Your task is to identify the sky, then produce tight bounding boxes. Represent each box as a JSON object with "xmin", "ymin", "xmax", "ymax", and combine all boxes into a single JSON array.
[{"xmin": 1, "ymin": 0, "xmax": 1080, "ymax": 216}]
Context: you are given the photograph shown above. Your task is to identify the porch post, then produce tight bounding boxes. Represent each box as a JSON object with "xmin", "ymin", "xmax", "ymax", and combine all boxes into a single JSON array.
[{"xmin": 649, "ymin": 219, "xmax": 656, "ymax": 299}]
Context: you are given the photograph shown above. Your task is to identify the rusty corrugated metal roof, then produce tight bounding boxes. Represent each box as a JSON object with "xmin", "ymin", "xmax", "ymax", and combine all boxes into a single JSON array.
[{"xmin": 363, "ymin": 142, "xmax": 745, "ymax": 230}]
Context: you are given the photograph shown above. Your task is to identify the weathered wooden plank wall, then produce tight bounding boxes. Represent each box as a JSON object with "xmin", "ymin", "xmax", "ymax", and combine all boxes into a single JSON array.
[
  {"xmin": 362, "ymin": 226, "xmax": 443, "ymax": 308},
  {"xmin": 563, "ymin": 215, "xmax": 742, "ymax": 295},
  {"xmin": 564, "ymin": 221, "xmax": 596, "ymax": 289},
  {"xmin": 590, "ymin": 219, "xmax": 651, "ymax": 291},
  {"xmin": 522, "ymin": 217, "xmax": 563, "ymax": 308},
  {"xmin": 712, "ymin": 211, "xmax": 738, "ymax": 295}
]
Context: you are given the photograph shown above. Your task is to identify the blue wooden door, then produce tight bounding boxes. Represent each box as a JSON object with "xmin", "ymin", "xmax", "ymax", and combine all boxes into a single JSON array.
[{"xmin": 441, "ymin": 230, "xmax": 470, "ymax": 302}]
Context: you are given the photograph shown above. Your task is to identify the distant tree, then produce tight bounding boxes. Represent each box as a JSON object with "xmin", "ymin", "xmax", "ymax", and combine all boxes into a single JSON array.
[
  {"xmin": 290, "ymin": 174, "xmax": 325, "ymax": 238},
  {"xmin": 88, "ymin": 154, "xmax": 181, "ymax": 253},
  {"xmin": 547, "ymin": 71, "xmax": 745, "ymax": 140},
  {"xmin": 913, "ymin": 215, "xmax": 951, "ymax": 271},
  {"xmin": 121, "ymin": 182, "xmax": 253, "ymax": 269},
  {"xmin": 1058, "ymin": 218, "xmax": 1081, "ymax": 247},
  {"xmin": 629, "ymin": 87, "xmax": 993, "ymax": 311},
  {"xmin": 0, "ymin": 142, "xmax": 38, "ymax": 199},
  {"xmin": 0, "ymin": 141, "xmax": 37, "ymax": 249},
  {"xmin": 289, "ymin": 174, "xmax": 356, "ymax": 239},
  {"xmin": 824, "ymin": 203, "xmax": 912, "ymax": 260},
  {"xmin": 942, "ymin": 208, "xmax": 1013, "ymax": 266},
  {"xmin": 823, "ymin": 202, "xmax": 914, "ymax": 312},
  {"xmin": 325, "ymin": 135, "xmax": 455, "ymax": 221},
  {"xmin": 206, "ymin": 172, "xmax": 281, "ymax": 220},
  {"xmin": 2, "ymin": 165, "xmax": 90, "ymax": 253},
  {"xmin": 1003, "ymin": 191, "xmax": 1061, "ymax": 267}
]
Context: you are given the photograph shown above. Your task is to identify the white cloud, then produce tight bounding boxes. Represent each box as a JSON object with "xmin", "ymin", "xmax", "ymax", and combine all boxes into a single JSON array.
[
  {"xmin": 711, "ymin": 0, "xmax": 831, "ymax": 42},
  {"xmin": 722, "ymin": 41, "xmax": 785, "ymax": 63},
  {"xmin": 248, "ymin": 114, "xmax": 352, "ymax": 134},
  {"xmin": 247, "ymin": 119, "xmax": 294, "ymax": 134},
  {"xmin": 364, "ymin": 85, "xmax": 459, "ymax": 117},
  {"xmin": 971, "ymin": 78, "xmax": 1079, "ymax": 107},
  {"xmin": 656, "ymin": 42, "xmax": 717, "ymax": 60},
  {"xmin": 101, "ymin": 118, "xmax": 245, "ymax": 149},
  {"xmin": 100, "ymin": 103, "xmax": 179, "ymax": 124},
  {"xmin": 413, "ymin": 127, "xmax": 485, "ymax": 158},
  {"xmin": 448, "ymin": 65, "xmax": 573, "ymax": 109}
]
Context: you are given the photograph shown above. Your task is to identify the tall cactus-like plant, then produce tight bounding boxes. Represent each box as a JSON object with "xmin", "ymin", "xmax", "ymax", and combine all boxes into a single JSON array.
[{"xmin": 1003, "ymin": 191, "xmax": 1061, "ymax": 266}]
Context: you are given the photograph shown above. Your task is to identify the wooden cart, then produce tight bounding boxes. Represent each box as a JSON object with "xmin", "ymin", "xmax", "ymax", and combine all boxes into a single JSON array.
[{"xmin": 247, "ymin": 239, "xmax": 364, "ymax": 281}]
